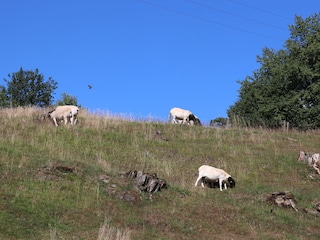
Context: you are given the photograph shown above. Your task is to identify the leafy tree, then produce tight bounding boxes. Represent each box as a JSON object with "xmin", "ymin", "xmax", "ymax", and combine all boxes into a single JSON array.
[
  {"xmin": 228, "ymin": 12, "xmax": 320, "ymax": 129},
  {"xmin": 0, "ymin": 85, "xmax": 8, "ymax": 108},
  {"xmin": 210, "ymin": 117, "xmax": 228, "ymax": 128},
  {"xmin": 4, "ymin": 67, "xmax": 57, "ymax": 107},
  {"xmin": 56, "ymin": 92, "xmax": 78, "ymax": 106}
]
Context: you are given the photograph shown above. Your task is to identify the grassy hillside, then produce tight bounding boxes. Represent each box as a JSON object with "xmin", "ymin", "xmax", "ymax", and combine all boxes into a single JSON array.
[{"xmin": 1, "ymin": 107, "xmax": 320, "ymax": 240}]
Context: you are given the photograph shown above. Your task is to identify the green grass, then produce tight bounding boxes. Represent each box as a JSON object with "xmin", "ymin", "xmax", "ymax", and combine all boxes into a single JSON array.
[{"xmin": 1, "ymin": 107, "xmax": 320, "ymax": 239}]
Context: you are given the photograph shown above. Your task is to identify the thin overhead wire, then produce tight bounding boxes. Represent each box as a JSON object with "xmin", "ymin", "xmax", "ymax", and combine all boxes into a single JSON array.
[
  {"xmin": 137, "ymin": 0, "xmax": 284, "ymax": 41},
  {"xmin": 227, "ymin": 0, "xmax": 293, "ymax": 21},
  {"xmin": 186, "ymin": 0, "xmax": 288, "ymax": 31}
]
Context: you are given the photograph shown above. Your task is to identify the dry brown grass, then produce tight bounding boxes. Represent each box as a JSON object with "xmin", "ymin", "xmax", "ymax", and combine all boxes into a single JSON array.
[{"xmin": 98, "ymin": 218, "xmax": 131, "ymax": 240}]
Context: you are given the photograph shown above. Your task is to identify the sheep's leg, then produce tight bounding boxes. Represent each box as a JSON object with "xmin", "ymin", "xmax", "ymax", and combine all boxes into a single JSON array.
[
  {"xmin": 53, "ymin": 118, "xmax": 58, "ymax": 126},
  {"xmin": 195, "ymin": 176, "xmax": 203, "ymax": 187},
  {"xmin": 70, "ymin": 115, "xmax": 74, "ymax": 125},
  {"xmin": 219, "ymin": 179, "xmax": 223, "ymax": 191},
  {"xmin": 194, "ymin": 177, "xmax": 199, "ymax": 187},
  {"xmin": 173, "ymin": 117, "xmax": 177, "ymax": 124},
  {"xmin": 182, "ymin": 118, "xmax": 187, "ymax": 124}
]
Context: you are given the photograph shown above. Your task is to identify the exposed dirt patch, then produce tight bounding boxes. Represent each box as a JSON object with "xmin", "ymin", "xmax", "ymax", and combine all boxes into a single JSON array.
[{"xmin": 37, "ymin": 163, "xmax": 77, "ymax": 181}]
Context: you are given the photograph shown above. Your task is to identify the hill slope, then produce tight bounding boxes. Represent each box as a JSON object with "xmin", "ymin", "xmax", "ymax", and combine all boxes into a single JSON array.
[{"xmin": 0, "ymin": 107, "xmax": 320, "ymax": 240}]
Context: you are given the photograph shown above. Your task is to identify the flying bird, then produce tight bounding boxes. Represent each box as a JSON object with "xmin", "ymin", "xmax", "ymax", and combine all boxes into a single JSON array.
[{"xmin": 88, "ymin": 84, "xmax": 92, "ymax": 89}]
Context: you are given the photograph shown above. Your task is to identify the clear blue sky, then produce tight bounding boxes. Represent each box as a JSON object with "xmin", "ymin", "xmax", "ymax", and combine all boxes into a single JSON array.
[{"xmin": 1, "ymin": 1, "xmax": 319, "ymax": 124}]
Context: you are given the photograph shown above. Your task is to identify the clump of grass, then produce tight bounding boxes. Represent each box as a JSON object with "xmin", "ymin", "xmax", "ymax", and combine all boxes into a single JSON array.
[{"xmin": 97, "ymin": 218, "xmax": 131, "ymax": 240}]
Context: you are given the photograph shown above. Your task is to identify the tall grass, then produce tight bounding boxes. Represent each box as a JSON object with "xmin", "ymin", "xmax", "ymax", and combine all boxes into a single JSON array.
[
  {"xmin": 1, "ymin": 107, "xmax": 320, "ymax": 239},
  {"xmin": 97, "ymin": 218, "xmax": 131, "ymax": 240}
]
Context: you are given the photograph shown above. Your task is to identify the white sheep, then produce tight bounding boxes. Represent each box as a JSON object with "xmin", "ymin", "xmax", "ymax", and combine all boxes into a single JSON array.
[
  {"xmin": 194, "ymin": 165, "xmax": 236, "ymax": 191},
  {"xmin": 297, "ymin": 151, "xmax": 320, "ymax": 174},
  {"xmin": 48, "ymin": 105, "xmax": 79, "ymax": 126}
]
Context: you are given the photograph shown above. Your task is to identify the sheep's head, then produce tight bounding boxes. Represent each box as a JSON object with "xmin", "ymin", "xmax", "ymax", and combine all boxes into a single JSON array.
[
  {"xmin": 47, "ymin": 109, "xmax": 55, "ymax": 119},
  {"xmin": 297, "ymin": 151, "xmax": 304, "ymax": 161},
  {"xmin": 228, "ymin": 177, "xmax": 236, "ymax": 188},
  {"xmin": 194, "ymin": 118, "xmax": 202, "ymax": 126},
  {"xmin": 188, "ymin": 114, "xmax": 202, "ymax": 126},
  {"xmin": 297, "ymin": 151, "xmax": 311, "ymax": 162}
]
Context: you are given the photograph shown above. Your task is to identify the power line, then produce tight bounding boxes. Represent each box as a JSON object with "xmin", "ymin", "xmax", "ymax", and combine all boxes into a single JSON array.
[
  {"xmin": 137, "ymin": 0, "xmax": 283, "ymax": 41},
  {"xmin": 186, "ymin": 0, "xmax": 288, "ymax": 31},
  {"xmin": 227, "ymin": 0, "xmax": 293, "ymax": 21}
]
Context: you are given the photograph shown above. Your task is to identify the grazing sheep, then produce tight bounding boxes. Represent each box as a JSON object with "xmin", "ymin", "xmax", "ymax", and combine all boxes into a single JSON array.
[
  {"xmin": 168, "ymin": 107, "xmax": 202, "ymax": 126},
  {"xmin": 195, "ymin": 165, "xmax": 236, "ymax": 191},
  {"xmin": 297, "ymin": 151, "xmax": 315, "ymax": 166},
  {"xmin": 48, "ymin": 105, "xmax": 79, "ymax": 126},
  {"xmin": 297, "ymin": 151, "xmax": 320, "ymax": 174}
]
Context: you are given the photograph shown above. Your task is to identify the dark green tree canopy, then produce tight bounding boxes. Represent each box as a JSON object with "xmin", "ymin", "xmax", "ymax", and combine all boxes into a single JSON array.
[
  {"xmin": 56, "ymin": 92, "xmax": 78, "ymax": 106},
  {"xmin": 228, "ymin": 12, "xmax": 320, "ymax": 130},
  {"xmin": 4, "ymin": 67, "xmax": 57, "ymax": 107}
]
